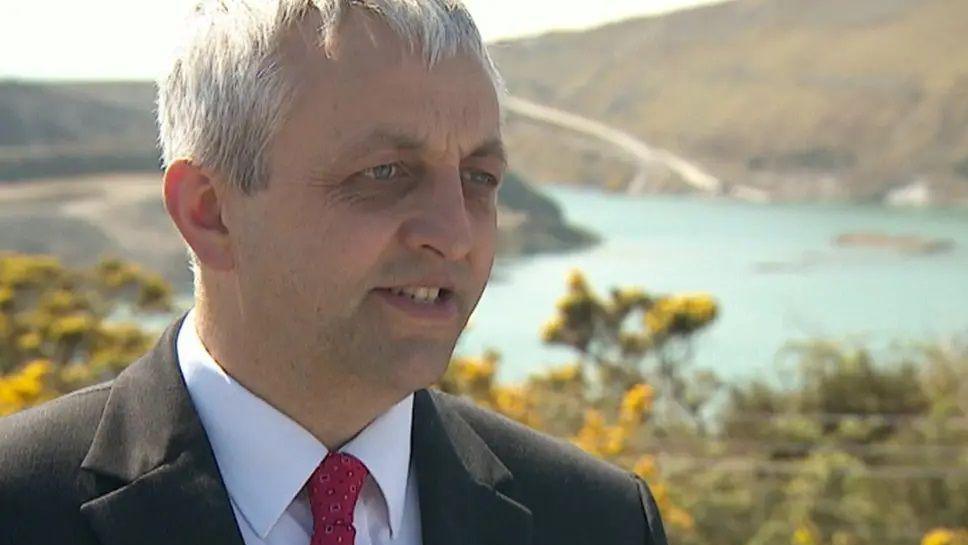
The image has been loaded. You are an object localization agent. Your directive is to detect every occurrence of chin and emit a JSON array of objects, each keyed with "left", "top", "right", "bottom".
[{"left": 384, "top": 345, "right": 455, "bottom": 393}]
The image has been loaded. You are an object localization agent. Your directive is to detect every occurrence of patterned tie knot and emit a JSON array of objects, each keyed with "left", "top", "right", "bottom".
[{"left": 309, "top": 452, "right": 369, "bottom": 545}]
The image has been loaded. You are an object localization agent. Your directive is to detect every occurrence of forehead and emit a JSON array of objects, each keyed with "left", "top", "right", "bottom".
[{"left": 276, "top": 8, "right": 501, "bottom": 160}]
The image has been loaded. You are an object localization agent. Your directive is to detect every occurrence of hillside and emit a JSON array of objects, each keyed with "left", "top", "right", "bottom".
[
  {"left": 0, "top": 81, "right": 158, "bottom": 180},
  {"left": 3, "top": 0, "right": 966, "bottom": 205},
  {"left": 0, "top": 81, "right": 596, "bottom": 261},
  {"left": 490, "top": 0, "right": 968, "bottom": 205}
]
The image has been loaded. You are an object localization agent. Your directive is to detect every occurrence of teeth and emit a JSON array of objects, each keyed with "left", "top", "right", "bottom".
[{"left": 393, "top": 286, "right": 442, "bottom": 303}]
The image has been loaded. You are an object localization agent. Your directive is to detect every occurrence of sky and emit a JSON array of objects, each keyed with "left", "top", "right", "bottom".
[{"left": 0, "top": 0, "right": 728, "bottom": 81}]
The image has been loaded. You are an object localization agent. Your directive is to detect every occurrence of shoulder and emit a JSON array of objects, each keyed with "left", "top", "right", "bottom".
[
  {"left": 0, "top": 382, "right": 112, "bottom": 541},
  {"left": 0, "top": 381, "right": 110, "bottom": 470},
  {"left": 430, "top": 389, "right": 668, "bottom": 545}
]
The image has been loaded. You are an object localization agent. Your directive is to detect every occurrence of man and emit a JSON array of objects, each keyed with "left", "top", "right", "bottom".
[{"left": 0, "top": 1, "right": 667, "bottom": 544}]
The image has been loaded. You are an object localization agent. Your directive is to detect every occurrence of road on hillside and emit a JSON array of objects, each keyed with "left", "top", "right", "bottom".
[{"left": 504, "top": 95, "right": 767, "bottom": 202}]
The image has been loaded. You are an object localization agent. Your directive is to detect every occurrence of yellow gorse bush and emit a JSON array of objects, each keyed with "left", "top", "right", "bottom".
[
  {"left": 645, "top": 293, "right": 718, "bottom": 337},
  {"left": 0, "top": 254, "right": 62, "bottom": 288},
  {"left": 0, "top": 359, "right": 53, "bottom": 416},
  {"left": 572, "top": 408, "right": 608, "bottom": 453},
  {"left": 923, "top": 529, "right": 968, "bottom": 545},
  {"left": 492, "top": 385, "right": 540, "bottom": 428},
  {"left": 633, "top": 454, "right": 657, "bottom": 480},
  {"left": 0, "top": 285, "right": 14, "bottom": 309},
  {"left": 0, "top": 253, "right": 171, "bottom": 415},
  {"left": 547, "top": 363, "right": 581, "bottom": 385},
  {"left": 621, "top": 383, "right": 655, "bottom": 426},
  {"left": 541, "top": 269, "right": 717, "bottom": 360},
  {"left": 792, "top": 524, "right": 821, "bottom": 545}
]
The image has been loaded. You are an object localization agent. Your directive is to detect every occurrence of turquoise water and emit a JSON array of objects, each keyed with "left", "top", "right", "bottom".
[{"left": 458, "top": 187, "right": 968, "bottom": 383}]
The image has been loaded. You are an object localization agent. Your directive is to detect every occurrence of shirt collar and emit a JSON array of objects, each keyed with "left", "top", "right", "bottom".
[{"left": 176, "top": 308, "right": 414, "bottom": 539}]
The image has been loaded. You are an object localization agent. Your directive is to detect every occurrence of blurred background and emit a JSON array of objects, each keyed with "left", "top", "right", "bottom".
[{"left": 1, "top": 1, "right": 966, "bottom": 544}]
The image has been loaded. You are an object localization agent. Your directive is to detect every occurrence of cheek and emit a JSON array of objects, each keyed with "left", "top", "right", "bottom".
[
  {"left": 284, "top": 210, "right": 400, "bottom": 281},
  {"left": 231, "top": 200, "right": 327, "bottom": 294},
  {"left": 471, "top": 213, "right": 497, "bottom": 270}
]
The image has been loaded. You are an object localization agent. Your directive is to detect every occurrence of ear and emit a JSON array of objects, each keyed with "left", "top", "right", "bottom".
[{"left": 163, "top": 159, "right": 235, "bottom": 271}]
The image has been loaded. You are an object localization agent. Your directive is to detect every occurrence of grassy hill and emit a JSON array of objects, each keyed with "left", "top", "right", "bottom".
[
  {"left": 0, "top": 81, "right": 158, "bottom": 179},
  {"left": 490, "top": 0, "right": 968, "bottom": 204}
]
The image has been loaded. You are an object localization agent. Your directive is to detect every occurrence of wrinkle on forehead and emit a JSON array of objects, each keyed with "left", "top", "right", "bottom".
[
  {"left": 323, "top": 72, "right": 500, "bottom": 162},
  {"left": 267, "top": 6, "right": 501, "bottom": 181}
]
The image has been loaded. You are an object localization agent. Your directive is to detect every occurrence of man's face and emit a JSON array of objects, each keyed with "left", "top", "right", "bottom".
[{"left": 223, "top": 11, "right": 504, "bottom": 394}]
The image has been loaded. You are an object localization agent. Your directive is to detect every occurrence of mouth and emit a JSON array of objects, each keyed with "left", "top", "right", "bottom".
[
  {"left": 378, "top": 286, "right": 454, "bottom": 304},
  {"left": 373, "top": 285, "right": 459, "bottom": 322}
]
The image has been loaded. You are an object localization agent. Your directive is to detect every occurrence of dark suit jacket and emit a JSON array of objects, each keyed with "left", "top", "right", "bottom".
[{"left": 0, "top": 316, "right": 667, "bottom": 545}]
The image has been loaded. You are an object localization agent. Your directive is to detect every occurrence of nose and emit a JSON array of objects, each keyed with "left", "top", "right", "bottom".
[{"left": 399, "top": 169, "right": 474, "bottom": 261}]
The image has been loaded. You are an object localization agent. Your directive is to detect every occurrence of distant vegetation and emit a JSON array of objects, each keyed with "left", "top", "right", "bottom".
[
  {"left": 3, "top": 254, "right": 965, "bottom": 545},
  {"left": 490, "top": 0, "right": 968, "bottom": 204}
]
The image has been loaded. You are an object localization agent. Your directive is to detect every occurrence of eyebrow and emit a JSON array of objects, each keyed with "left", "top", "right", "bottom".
[
  {"left": 469, "top": 137, "right": 508, "bottom": 167},
  {"left": 335, "top": 126, "right": 507, "bottom": 166}
]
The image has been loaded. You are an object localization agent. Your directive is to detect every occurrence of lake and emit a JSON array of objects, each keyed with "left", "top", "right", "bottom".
[{"left": 458, "top": 186, "right": 968, "bottom": 383}]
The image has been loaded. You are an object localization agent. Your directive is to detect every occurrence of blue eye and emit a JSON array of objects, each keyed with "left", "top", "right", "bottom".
[
  {"left": 362, "top": 163, "right": 403, "bottom": 181},
  {"left": 462, "top": 169, "right": 500, "bottom": 187}
]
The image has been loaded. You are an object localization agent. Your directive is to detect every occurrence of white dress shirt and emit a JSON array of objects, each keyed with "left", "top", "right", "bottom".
[{"left": 176, "top": 309, "right": 423, "bottom": 545}]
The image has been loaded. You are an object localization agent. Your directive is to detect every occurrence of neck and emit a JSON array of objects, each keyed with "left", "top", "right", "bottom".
[{"left": 191, "top": 288, "right": 402, "bottom": 449}]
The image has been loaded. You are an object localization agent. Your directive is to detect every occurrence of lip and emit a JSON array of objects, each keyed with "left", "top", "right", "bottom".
[{"left": 373, "top": 288, "right": 460, "bottom": 322}]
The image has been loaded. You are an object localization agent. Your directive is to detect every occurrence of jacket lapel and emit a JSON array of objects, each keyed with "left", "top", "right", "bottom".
[
  {"left": 78, "top": 315, "right": 245, "bottom": 545},
  {"left": 412, "top": 390, "right": 533, "bottom": 545},
  {"left": 76, "top": 314, "right": 533, "bottom": 545}
]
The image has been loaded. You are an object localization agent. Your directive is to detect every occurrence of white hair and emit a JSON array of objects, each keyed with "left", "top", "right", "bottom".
[
  {"left": 158, "top": 0, "right": 503, "bottom": 194},
  {"left": 156, "top": 0, "right": 504, "bottom": 281}
]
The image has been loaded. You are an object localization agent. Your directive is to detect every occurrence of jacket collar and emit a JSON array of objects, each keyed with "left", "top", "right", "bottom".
[
  {"left": 79, "top": 313, "right": 246, "bottom": 545},
  {"left": 412, "top": 389, "right": 533, "bottom": 545},
  {"left": 78, "top": 315, "right": 532, "bottom": 545}
]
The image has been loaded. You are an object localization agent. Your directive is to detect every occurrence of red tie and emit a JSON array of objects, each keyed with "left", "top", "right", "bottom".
[{"left": 308, "top": 452, "right": 370, "bottom": 545}]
